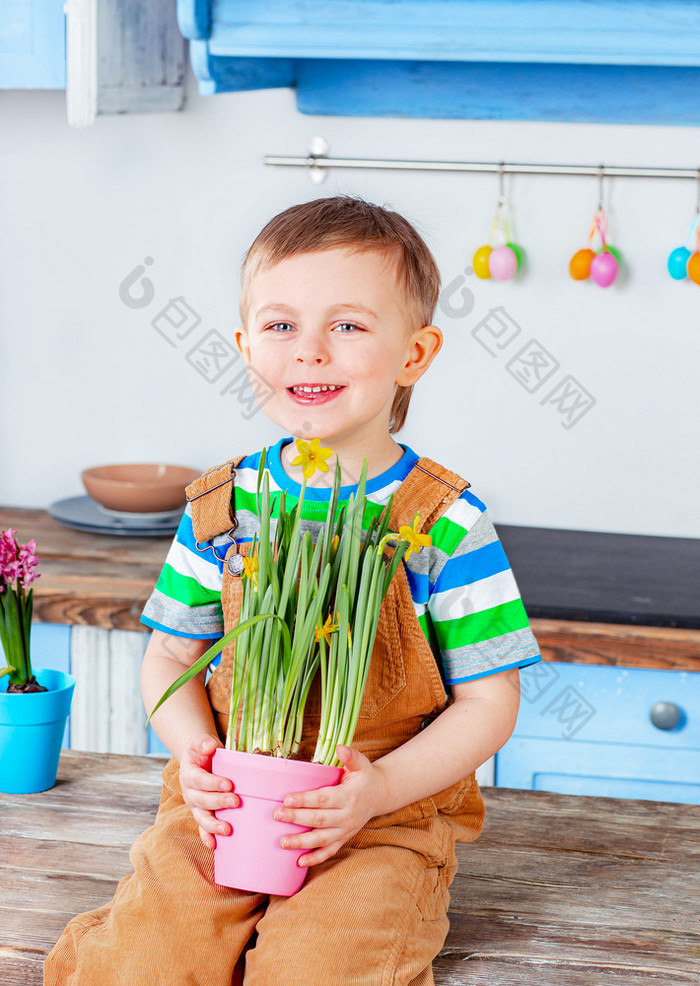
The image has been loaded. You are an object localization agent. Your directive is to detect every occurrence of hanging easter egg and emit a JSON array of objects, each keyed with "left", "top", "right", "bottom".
[
  {"left": 489, "top": 245, "right": 518, "bottom": 281},
  {"left": 688, "top": 252, "right": 700, "bottom": 286},
  {"left": 505, "top": 242, "right": 524, "bottom": 272},
  {"left": 473, "top": 245, "right": 492, "bottom": 280},
  {"left": 590, "top": 249, "right": 619, "bottom": 288},
  {"left": 598, "top": 244, "right": 622, "bottom": 265},
  {"left": 569, "top": 248, "right": 595, "bottom": 281},
  {"left": 667, "top": 246, "right": 691, "bottom": 280}
]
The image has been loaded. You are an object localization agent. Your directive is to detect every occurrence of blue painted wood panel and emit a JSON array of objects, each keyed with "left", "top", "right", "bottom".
[
  {"left": 189, "top": 40, "right": 294, "bottom": 95},
  {"left": 178, "top": 0, "right": 700, "bottom": 122},
  {"left": 0, "top": 0, "right": 66, "bottom": 89},
  {"left": 205, "top": 0, "right": 700, "bottom": 65},
  {"left": 499, "top": 738, "right": 700, "bottom": 804},
  {"left": 496, "top": 662, "right": 700, "bottom": 804},
  {"left": 296, "top": 60, "right": 700, "bottom": 124}
]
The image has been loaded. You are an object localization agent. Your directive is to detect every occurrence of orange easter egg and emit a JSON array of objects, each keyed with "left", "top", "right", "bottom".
[
  {"left": 687, "top": 252, "right": 700, "bottom": 285},
  {"left": 569, "top": 248, "right": 595, "bottom": 281}
]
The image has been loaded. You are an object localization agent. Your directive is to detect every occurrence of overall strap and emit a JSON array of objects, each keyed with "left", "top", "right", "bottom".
[
  {"left": 186, "top": 452, "right": 470, "bottom": 543},
  {"left": 185, "top": 454, "right": 248, "bottom": 543},
  {"left": 389, "top": 457, "right": 471, "bottom": 534}
]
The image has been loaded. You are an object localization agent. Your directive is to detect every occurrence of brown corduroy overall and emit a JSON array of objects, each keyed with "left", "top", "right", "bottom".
[{"left": 45, "top": 454, "right": 485, "bottom": 986}]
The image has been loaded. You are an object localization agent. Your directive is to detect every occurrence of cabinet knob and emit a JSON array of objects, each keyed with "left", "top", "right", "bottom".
[{"left": 650, "top": 701, "right": 682, "bottom": 731}]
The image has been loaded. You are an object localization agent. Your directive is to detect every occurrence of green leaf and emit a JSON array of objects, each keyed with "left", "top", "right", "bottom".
[
  {"left": 1, "top": 588, "right": 27, "bottom": 687},
  {"left": 146, "top": 612, "right": 290, "bottom": 725}
]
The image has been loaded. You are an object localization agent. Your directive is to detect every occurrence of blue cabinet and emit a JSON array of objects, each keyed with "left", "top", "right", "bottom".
[
  {"left": 496, "top": 661, "right": 700, "bottom": 804},
  {"left": 0, "top": 0, "right": 65, "bottom": 89},
  {"left": 178, "top": 0, "right": 700, "bottom": 123}
]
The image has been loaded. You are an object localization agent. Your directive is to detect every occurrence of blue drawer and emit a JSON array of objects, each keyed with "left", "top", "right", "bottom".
[{"left": 496, "top": 662, "right": 700, "bottom": 804}]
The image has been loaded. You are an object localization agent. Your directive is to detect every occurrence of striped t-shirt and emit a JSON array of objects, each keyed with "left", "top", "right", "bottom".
[{"left": 141, "top": 438, "right": 541, "bottom": 686}]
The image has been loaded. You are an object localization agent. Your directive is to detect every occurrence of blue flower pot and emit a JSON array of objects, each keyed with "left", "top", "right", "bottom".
[{"left": 0, "top": 668, "right": 75, "bottom": 794}]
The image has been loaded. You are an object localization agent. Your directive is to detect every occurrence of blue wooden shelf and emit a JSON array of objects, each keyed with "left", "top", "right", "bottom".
[{"left": 178, "top": 0, "right": 700, "bottom": 123}]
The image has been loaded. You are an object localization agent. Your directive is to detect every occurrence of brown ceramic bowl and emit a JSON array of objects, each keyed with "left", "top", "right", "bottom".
[{"left": 81, "top": 464, "right": 201, "bottom": 514}]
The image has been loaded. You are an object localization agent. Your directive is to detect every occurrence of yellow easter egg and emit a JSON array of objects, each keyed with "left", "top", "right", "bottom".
[{"left": 473, "top": 245, "right": 492, "bottom": 279}]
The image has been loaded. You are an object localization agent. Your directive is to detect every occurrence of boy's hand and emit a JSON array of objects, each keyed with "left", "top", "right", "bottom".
[
  {"left": 178, "top": 733, "right": 240, "bottom": 849},
  {"left": 272, "top": 745, "right": 388, "bottom": 867}
]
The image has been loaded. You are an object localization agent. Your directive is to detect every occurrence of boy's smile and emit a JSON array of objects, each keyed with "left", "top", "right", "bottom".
[
  {"left": 235, "top": 246, "right": 442, "bottom": 480},
  {"left": 288, "top": 383, "right": 344, "bottom": 404}
]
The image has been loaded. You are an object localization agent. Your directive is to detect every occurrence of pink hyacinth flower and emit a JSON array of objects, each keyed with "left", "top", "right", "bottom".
[
  {"left": 18, "top": 538, "right": 41, "bottom": 587},
  {"left": 0, "top": 530, "right": 19, "bottom": 586},
  {"left": 1, "top": 529, "right": 40, "bottom": 588}
]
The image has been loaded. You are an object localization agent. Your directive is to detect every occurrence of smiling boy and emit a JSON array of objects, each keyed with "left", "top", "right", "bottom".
[
  {"left": 45, "top": 196, "right": 541, "bottom": 986},
  {"left": 237, "top": 243, "right": 434, "bottom": 483}
]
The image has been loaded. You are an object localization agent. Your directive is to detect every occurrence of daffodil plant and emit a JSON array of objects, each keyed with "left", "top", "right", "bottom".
[{"left": 149, "top": 439, "right": 429, "bottom": 766}]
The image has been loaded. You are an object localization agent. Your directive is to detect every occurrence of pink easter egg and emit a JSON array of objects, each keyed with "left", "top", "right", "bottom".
[
  {"left": 488, "top": 245, "right": 518, "bottom": 281},
  {"left": 590, "top": 251, "right": 619, "bottom": 288}
]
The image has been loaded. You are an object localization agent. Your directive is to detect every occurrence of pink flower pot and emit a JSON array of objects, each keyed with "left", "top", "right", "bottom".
[{"left": 212, "top": 748, "right": 342, "bottom": 896}]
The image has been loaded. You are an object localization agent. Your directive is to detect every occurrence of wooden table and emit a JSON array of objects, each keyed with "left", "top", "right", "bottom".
[{"left": 2, "top": 751, "right": 698, "bottom": 985}]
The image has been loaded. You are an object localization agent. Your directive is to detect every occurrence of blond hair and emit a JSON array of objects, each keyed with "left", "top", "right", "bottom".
[{"left": 239, "top": 195, "right": 441, "bottom": 433}]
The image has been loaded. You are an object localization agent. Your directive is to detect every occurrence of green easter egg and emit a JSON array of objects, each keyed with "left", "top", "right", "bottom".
[
  {"left": 506, "top": 242, "right": 524, "bottom": 272},
  {"left": 598, "top": 245, "right": 622, "bottom": 264}
]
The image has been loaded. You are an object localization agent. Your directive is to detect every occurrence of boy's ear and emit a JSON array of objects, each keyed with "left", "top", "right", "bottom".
[
  {"left": 233, "top": 326, "right": 250, "bottom": 362},
  {"left": 395, "top": 325, "right": 443, "bottom": 387}
]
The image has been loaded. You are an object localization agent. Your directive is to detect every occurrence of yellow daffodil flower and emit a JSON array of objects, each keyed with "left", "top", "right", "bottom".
[
  {"left": 398, "top": 515, "right": 431, "bottom": 561},
  {"left": 291, "top": 438, "right": 333, "bottom": 479},
  {"left": 315, "top": 614, "right": 339, "bottom": 646},
  {"left": 242, "top": 555, "right": 259, "bottom": 589}
]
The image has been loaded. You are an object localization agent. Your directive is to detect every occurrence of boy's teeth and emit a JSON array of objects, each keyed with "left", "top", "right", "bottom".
[{"left": 294, "top": 385, "right": 340, "bottom": 393}]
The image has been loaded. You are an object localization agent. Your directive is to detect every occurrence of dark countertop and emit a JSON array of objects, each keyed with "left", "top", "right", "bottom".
[{"left": 496, "top": 524, "right": 700, "bottom": 630}]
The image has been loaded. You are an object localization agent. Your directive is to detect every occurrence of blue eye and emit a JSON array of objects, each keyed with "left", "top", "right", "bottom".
[
  {"left": 334, "top": 323, "right": 361, "bottom": 333},
  {"left": 269, "top": 322, "right": 295, "bottom": 333}
]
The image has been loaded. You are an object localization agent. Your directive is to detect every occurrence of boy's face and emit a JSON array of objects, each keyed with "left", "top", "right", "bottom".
[{"left": 235, "top": 247, "right": 441, "bottom": 454}]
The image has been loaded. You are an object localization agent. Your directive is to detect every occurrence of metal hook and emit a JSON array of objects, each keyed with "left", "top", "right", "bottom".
[
  {"left": 497, "top": 162, "right": 506, "bottom": 204},
  {"left": 696, "top": 168, "right": 700, "bottom": 214},
  {"left": 307, "top": 135, "right": 329, "bottom": 185},
  {"left": 597, "top": 165, "right": 605, "bottom": 211},
  {"left": 195, "top": 526, "right": 238, "bottom": 557}
]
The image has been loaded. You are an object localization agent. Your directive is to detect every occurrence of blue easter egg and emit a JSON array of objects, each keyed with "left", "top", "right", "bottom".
[{"left": 667, "top": 246, "right": 691, "bottom": 280}]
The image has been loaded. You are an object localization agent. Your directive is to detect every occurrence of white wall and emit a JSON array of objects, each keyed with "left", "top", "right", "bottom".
[{"left": 1, "top": 67, "right": 698, "bottom": 537}]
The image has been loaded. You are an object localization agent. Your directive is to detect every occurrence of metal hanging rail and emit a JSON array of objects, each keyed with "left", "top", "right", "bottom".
[{"left": 264, "top": 139, "right": 700, "bottom": 184}]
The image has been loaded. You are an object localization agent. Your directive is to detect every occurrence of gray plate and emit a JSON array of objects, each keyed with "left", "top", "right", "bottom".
[{"left": 48, "top": 496, "right": 182, "bottom": 537}]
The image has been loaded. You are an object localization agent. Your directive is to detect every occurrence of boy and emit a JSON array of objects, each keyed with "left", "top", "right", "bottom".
[{"left": 45, "top": 195, "right": 541, "bottom": 985}]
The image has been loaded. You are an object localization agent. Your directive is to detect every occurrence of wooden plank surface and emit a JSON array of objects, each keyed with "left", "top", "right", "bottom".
[
  {"left": 531, "top": 618, "right": 700, "bottom": 673},
  {"left": 0, "top": 507, "right": 171, "bottom": 632},
  {"left": 1, "top": 751, "right": 698, "bottom": 984},
  {"left": 2, "top": 507, "right": 700, "bottom": 671}
]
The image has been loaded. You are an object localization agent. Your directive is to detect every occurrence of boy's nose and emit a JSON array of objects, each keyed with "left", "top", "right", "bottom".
[
  {"left": 296, "top": 353, "right": 325, "bottom": 364},
  {"left": 293, "top": 335, "right": 329, "bottom": 364}
]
